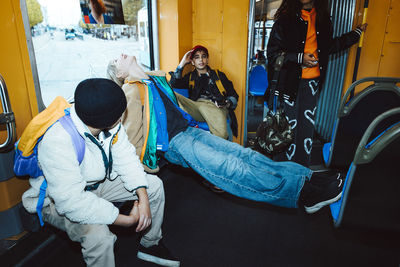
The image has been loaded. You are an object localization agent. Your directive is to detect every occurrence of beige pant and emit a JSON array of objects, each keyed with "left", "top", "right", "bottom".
[
  {"left": 175, "top": 93, "right": 229, "bottom": 139},
  {"left": 43, "top": 174, "right": 165, "bottom": 267}
]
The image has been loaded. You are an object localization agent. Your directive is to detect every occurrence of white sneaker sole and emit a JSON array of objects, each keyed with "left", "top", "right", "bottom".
[
  {"left": 137, "top": 251, "right": 180, "bottom": 267},
  {"left": 304, "top": 191, "right": 343, "bottom": 214}
]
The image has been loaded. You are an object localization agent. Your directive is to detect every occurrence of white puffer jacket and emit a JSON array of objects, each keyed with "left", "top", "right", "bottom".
[{"left": 22, "top": 106, "right": 148, "bottom": 225}]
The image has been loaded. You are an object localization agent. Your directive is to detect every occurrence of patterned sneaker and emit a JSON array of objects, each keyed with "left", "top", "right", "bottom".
[
  {"left": 303, "top": 177, "right": 344, "bottom": 214},
  {"left": 137, "top": 240, "right": 180, "bottom": 267}
]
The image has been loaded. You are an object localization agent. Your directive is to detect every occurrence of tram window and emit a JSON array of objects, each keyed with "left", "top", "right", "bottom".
[
  {"left": 245, "top": 0, "right": 282, "bottom": 144},
  {"left": 139, "top": 22, "right": 146, "bottom": 37},
  {"left": 253, "top": 20, "right": 273, "bottom": 56},
  {"left": 24, "top": 0, "right": 154, "bottom": 107},
  {"left": 252, "top": 0, "right": 280, "bottom": 56}
]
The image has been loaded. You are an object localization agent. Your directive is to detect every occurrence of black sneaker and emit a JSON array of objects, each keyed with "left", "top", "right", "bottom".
[
  {"left": 137, "top": 239, "right": 180, "bottom": 267},
  {"left": 303, "top": 176, "right": 344, "bottom": 214},
  {"left": 309, "top": 170, "right": 342, "bottom": 185}
]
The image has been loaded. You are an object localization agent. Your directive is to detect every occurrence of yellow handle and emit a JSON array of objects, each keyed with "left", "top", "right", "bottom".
[{"left": 358, "top": 7, "right": 368, "bottom": 48}]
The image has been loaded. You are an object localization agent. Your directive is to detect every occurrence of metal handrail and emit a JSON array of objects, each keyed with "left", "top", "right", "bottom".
[
  {"left": 353, "top": 107, "right": 400, "bottom": 165},
  {"left": 0, "top": 74, "right": 16, "bottom": 151},
  {"left": 339, "top": 77, "right": 400, "bottom": 117}
]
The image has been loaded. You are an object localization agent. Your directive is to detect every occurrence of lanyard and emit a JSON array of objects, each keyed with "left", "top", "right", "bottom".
[{"left": 84, "top": 124, "right": 120, "bottom": 179}]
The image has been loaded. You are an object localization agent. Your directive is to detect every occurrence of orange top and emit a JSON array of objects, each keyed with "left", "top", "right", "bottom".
[{"left": 301, "top": 8, "right": 320, "bottom": 79}]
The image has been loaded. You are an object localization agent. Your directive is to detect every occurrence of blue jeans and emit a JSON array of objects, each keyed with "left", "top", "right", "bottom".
[{"left": 164, "top": 127, "right": 313, "bottom": 208}]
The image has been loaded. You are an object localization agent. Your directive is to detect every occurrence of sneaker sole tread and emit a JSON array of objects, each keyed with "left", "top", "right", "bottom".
[
  {"left": 304, "top": 191, "right": 342, "bottom": 214},
  {"left": 137, "top": 251, "right": 180, "bottom": 267}
]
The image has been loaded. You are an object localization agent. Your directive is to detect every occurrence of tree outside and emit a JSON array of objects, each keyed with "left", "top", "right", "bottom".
[
  {"left": 122, "top": 0, "right": 145, "bottom": 26},
  {"left": 26, "top": 0, "right": 43, "bottom": 28}
]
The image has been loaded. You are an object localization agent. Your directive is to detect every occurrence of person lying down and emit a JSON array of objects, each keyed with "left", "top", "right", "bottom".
[{"left": 107, "top": 54, "right": 343, "bottom": 214}]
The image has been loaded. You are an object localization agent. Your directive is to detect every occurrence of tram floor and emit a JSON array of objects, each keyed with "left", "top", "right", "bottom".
[{"left": 3, "top": 161, "right": 400, "bottom": 267}]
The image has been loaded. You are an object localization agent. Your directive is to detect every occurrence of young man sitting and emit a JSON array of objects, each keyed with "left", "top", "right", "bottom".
[
  {"left": 169, "top": 45, "right": 239, "bottom": 140},
  {"left": 21, "top": 79, "right": 180, "bottom": 267}
]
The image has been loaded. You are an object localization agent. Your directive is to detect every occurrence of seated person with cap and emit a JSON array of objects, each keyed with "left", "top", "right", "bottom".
[
  {"left": 21, "top": 79, "right": 180, "bottom": 267},
  {"left": 169, "top": 45, "right": 239, "bottom": 140}
]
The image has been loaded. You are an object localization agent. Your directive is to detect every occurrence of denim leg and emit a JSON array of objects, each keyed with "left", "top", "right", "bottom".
[{"left": 165, "top": 127, "right": 312, "bottom": 208}]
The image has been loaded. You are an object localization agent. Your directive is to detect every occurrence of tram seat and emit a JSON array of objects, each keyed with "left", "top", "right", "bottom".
[
  {"left": 248, "top": 64, "right": 268, "bottom": 114},
  {"left": 330, "top": 107, "right": 400, "bottom": 231},
  {"left": 323, "top": 77, "right": 400, "bottom": 170}
]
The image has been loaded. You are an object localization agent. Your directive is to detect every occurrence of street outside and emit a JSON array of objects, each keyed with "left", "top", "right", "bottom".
[{"left": 33, "top": 30, "right": 142, "bottom": 106}]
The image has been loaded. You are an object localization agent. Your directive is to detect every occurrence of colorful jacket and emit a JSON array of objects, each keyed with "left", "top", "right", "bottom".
[{"left": 121, "top": 71, "right": 183, "bottom": 172}]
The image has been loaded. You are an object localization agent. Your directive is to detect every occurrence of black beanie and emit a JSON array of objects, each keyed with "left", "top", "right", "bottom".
[{"left": 74, "top": 78, "right": 127, "bottom": 129}]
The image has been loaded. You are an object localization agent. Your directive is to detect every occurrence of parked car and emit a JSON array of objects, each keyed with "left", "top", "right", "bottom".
[{"left": 65, "top": 29, "right": 76, "bottom": 40}]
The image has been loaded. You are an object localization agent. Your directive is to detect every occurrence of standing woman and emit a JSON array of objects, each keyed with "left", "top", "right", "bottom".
[{"left": 266, "top": 0, "right": 367, "bottom": 166}]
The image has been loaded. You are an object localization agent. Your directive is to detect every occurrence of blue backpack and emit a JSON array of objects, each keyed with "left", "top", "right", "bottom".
[{"left": 14, "top": 97, "right": 85, "bottom": 226}]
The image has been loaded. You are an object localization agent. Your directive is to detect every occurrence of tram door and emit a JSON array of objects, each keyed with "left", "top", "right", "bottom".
[{"left": 0, "top": 0, "right": 38, "bottom": 239}]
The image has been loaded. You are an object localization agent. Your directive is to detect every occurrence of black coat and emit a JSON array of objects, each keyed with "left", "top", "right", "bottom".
[
  {"left": 169, "top": 67, "right": 239, "bottom": 104},
  {"left": 169, "top": 67, "right": 239, "bottom": 136},
  {"left": 266, "top": 13, "right": 361, "bottom": 101}
]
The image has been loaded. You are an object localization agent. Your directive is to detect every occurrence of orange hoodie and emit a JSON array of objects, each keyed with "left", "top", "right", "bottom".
[{"left": 301, "top": 8, "right": 320, "bottom": 79}]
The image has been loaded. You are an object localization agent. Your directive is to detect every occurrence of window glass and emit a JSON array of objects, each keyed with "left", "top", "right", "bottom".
[{"left": 27, "top": 0, "right": 152, "bottom": 106}]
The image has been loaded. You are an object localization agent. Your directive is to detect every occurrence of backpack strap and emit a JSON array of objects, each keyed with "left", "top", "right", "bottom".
[
  {"left": 214, "top": 70, "right": 227, "bottom": 96},
  {"left": 36, "top": 114, "right": 85, "bottom": 226},
  {"left": 271, "top": 52, "right": 285, "bottom": 103},
  {"left": 59, "top": 115, "right": 85, "bottom": 164},
  {"left": 189, "top": 70, "right": 227, "bottom": 96},
  {"left": 189, "top": 72, "right": 194, "bottom": 90},
  {"left": 36, "top": 179, "right": 48, "bottom": 226}
]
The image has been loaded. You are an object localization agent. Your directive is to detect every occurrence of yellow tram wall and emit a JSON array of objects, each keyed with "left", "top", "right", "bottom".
[
  {"left": 0, "top": 0, "right": 38, "bottom": 221},
  {"left": 158, "top": 0, "right": 249, "bottom": 144},
  {"left": 343, "top": 0, "right": 400, "bottom": 96}
]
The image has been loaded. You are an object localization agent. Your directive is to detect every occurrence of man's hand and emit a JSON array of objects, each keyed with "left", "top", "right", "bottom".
[
  {"left": 302, "top": 53, "right": 318, "bottom": 68},
  {"left": 215, "top": 99, "right": 232, "bottom": 109},
  {"left": 135, "top": 188, "right": 152, "bottom": 232},
  {"left": 214, "top": 101, "right": 224, "bottom": 108},
  {"left": 357, "top": 23, "right": 368, "bottom": 32},
  {"left": 113, "top": 201, "right": 140, "bottom": 227},
  {"left": 178, "top": 50, "right": 193, "bottom": 69},
  {"left": 130, "top": 200, "right": 140, "bottom": 222}
]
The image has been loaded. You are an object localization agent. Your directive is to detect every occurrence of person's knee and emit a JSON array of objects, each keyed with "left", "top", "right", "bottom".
[
  {"left": 197, "top": 101, "right": 219, "bottom": 114},
  {"left": 80, "top": 225, "right": 116, "bottom": 252},
  {"left": 146, "top": 175, "right": 165, "bottom": 201},
  {"left": 211, "top": 129, "right": 228, "bottom": 139},
  {"left": 209, "top": 121, "right": 229, "bottom": 139}
]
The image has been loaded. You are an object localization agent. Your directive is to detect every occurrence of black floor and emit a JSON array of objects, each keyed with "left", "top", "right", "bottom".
[{"left": 2, "top": 161, "right": 400, "bottom": 267}]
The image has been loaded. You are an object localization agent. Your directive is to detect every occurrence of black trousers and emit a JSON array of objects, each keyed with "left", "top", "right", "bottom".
[{"left": 275, "top": 78, "right": 320, "bottom": 167}]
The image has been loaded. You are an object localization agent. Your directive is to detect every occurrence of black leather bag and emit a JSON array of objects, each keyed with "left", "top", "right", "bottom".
[{"left": 255, "top": 52, "right": 293, "bottom": 155}]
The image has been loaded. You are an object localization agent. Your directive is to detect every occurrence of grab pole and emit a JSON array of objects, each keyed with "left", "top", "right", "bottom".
[{"left": 350, "top": 0, "right": 369, "bottom": 98}]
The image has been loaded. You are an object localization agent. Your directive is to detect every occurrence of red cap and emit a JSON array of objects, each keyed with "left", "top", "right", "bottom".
[{"left": 190, "top": 45, "right": 209, "bottom": 59}]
